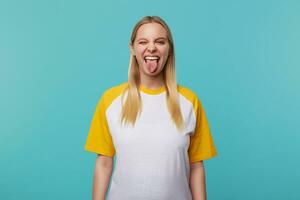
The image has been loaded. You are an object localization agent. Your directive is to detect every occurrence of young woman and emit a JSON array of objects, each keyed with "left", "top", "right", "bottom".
[{"left": 85, "top": 16, "right": 217, "bottom": 200}]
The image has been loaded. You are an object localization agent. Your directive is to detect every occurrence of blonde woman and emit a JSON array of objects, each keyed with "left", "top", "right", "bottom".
[{"left": 85, "top": 16, "right": 217, "bottom": 200}]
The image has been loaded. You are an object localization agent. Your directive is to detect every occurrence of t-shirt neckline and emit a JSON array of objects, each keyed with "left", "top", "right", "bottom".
[{"left": 139, "top": 84, "right": 166, "bottom": 95}]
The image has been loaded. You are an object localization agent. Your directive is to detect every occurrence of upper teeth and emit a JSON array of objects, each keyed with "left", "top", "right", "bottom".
[{"left": 145, "top": 56, "right": 159, "bottom": 60}]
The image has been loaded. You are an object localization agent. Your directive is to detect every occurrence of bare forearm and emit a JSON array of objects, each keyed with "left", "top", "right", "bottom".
[
  {"left": 189, "top": 161, "right": 206, "bottom": 200},
  {"left": 92, "top": 155, "right": 114, "bottom": 200}
]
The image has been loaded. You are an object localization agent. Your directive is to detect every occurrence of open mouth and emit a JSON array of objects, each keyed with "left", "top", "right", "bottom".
[
  {"left": 144, "top": 56, "right": 160, "bottom": 63},
  {"left": 143, "top": 56, "right": 160, "bottom": 73}
]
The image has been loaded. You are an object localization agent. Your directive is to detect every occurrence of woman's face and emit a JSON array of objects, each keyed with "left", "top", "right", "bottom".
[{"left": 130, "top": 22, "right": 170, "bottom": 78}]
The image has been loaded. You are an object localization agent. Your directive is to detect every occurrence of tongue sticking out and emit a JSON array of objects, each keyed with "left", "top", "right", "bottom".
[{"left": 146, "top": 59, "right": 158, "bottom": 73}]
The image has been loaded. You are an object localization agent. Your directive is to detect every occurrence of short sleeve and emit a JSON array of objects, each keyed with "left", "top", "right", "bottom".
[
  {"left": 84, "top": 94, "right": 116, "bottom": 157},
  {"left": 188, "top": 98, "right": 217, "bottom": 162}
]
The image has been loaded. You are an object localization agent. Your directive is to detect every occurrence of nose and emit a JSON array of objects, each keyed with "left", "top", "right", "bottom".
[{"left": 147, "top": 42, "right": 156, "bottom": 52}]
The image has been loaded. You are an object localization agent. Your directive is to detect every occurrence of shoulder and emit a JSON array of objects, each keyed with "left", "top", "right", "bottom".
[
  {"left": 102, "top": 82, "right": 128, "bottom": 99},
  {"left": 177, "top": 84, "right": 200, "bottom": 104},
  {"left": 98, "top": 82, "right": 128, "bottom": 108},
  {"left": 177, "top": 84, "right": 206, "bottom": 115}
]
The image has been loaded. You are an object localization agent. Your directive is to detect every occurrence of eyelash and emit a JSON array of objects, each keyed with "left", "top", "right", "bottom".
[{"left": 139, "top": 41, "right": 165, "bottom": 45}]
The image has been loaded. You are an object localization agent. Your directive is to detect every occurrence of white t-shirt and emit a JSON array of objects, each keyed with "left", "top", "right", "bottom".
[{"left": 85, "top": 82, "right": 217, "bottom": 200}]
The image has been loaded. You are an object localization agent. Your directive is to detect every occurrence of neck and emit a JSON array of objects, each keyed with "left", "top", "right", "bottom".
[{"left": 139, "top": 73, "right": 164, "bottom": 89}]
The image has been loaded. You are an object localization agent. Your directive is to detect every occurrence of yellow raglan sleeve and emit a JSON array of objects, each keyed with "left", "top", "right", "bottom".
[
  {"left": 188, "top": 97, "right": 217, "bottom": 162},
  {"left": 84, "top": 93, "right": 116, "bottom": 157}
]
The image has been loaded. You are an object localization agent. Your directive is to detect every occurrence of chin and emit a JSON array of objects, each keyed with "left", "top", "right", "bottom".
[{"left": 145, "top": 72, "right": 161, "bottom": 77}]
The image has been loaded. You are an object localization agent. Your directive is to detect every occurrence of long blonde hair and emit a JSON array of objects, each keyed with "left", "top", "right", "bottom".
[{"left": 121, "top": 16, "right": 185, "bottom": 131}]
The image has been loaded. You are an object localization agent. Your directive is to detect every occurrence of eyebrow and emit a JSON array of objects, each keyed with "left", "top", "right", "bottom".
[{"left": 137, "top": 37, "right": 167, "bottom": 41}]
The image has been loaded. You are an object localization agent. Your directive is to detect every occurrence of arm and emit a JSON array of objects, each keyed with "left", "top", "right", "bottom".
[
  {"left": 92, "top": 154, "right": 114, "bottom": 200},
  {"left": 189, "top": 161, "right": 207, "bottom": 200}
]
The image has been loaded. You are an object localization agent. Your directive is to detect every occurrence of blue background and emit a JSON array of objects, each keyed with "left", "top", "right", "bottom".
[{"left": 1, "top": 0, "right": 299, "bottom": 199}]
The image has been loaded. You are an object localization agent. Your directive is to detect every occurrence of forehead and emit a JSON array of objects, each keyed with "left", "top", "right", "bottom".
[{"left": 135, "top": 22, "right": 168, "bottom": 39}]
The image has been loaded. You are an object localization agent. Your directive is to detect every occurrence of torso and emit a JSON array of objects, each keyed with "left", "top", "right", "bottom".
[{"left": 105, "top": 82, "right": 197, "bottom": 200}]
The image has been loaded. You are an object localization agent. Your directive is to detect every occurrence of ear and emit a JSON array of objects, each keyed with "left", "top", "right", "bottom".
[{"left": 129, "top": 43, "right": 136, "bottom": 56}]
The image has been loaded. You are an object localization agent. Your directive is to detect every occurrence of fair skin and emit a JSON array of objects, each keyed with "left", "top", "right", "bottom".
[
  {"left": 92, "top": 154, "right": 113, "bottom": 200},
  {"left": 92, "top": 22, "right": 207, "bottom": 200},
  {"left": 130, "top": 22, "right": 170, "bottom": 90},
  {"left": 190, "top": 161, "right": 207, "bottom": 200}
]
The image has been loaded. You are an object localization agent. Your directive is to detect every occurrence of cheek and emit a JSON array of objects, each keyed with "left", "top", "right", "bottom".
[
  {"left": 159, "top": 46, "right": 170, "bottom": 55},
  {"left": 135, "top": 54, "right": 145, "bottom": 65},
  {"left": 134, "top": 45, "right": 146, "bottom": 53},
  {"left": 135, "top": 48, "right": 146, "bottom": 61}
]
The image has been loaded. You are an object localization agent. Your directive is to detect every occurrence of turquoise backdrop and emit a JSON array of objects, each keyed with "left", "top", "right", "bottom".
[{"left": 1, "top": 0, "right": 299, "bottom": 199}]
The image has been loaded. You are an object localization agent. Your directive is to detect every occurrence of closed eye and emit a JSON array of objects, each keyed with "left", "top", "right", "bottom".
[{"left": 157, "top": 41, "right": 165, "bottom": 44}]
